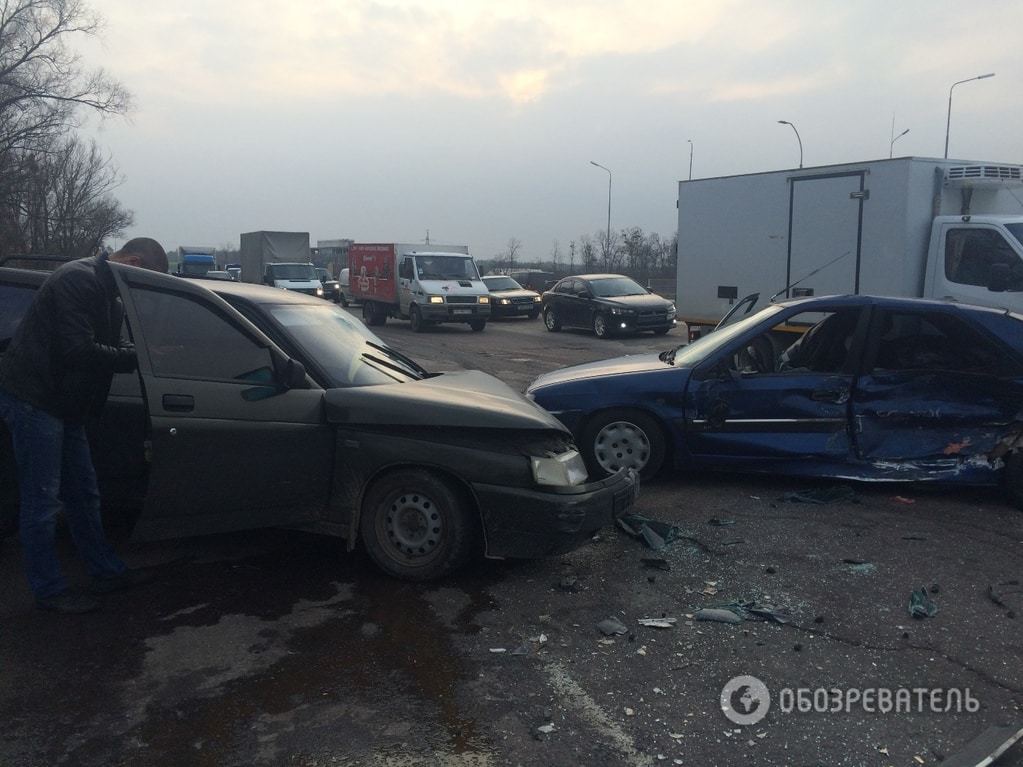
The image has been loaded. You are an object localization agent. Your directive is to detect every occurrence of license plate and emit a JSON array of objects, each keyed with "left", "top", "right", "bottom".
[
  {"left": 452, "top": 308, "right": 471, "bottom": 315},
  {"left": 517, "top": 306, "right": 531, "bottom": 312}
]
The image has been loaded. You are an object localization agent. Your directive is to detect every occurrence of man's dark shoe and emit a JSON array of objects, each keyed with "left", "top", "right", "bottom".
[
  {"left": 90, "top": 568, "right": 156, "bottom": 595},
  {"left": 36, "top": 591, "right": 101, "bottom": 614}
]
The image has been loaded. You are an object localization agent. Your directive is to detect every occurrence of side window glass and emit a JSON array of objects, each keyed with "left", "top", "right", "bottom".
[
  {"left": 131, "top": 288, "right": 273, "bottom": 382},
  {"left": 731, "top": 309, "right": 861, "bottom": 375},
  {"left": 873, "top": 311, "right": 1005, "bottom": 374},
  {"left": 400, "top": 258, "right": 413, "bottom": 280},
  {"left": 945, "top": 229, "right": 1023, "bottom": 289},
  {"left": 0, "top": 283, "right": 37, "bottom": 348}
]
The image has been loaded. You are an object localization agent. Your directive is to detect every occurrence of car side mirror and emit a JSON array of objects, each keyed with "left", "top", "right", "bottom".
[{"left": 988, "top": 263, "right": 1010, "bottom": 292}]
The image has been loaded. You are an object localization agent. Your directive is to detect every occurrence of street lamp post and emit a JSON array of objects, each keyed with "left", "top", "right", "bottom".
[
  {"left": 687, "top": 139, "right": 693, "bottom": 181},
  {"left": 944, "top": 73, "right": 995, "bottom": 159},
  {"left": 777, "top": 120, "right": 803, "bottom": 168},
  {"left": 890, "top": 128, "right": 909, "bottom": 159},
  {"left": 589, "top": 160, "right": 612, "bottom": 264}
]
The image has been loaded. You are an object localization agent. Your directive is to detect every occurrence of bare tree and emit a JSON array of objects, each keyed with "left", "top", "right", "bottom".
[
  {"left": 549, "top": 238, "right": 560, "bottom": 269},
  {"left": 505, "top": 237, "right": 522, "bottom": 270},
  {"left": 4, "top": 136, "right": 132, "bottom": 258},
  {"left": 568, "top": 239, "right": 576, "bottom": 271},
  {"left": 0, "top": 0, "right": 131, "bottom": 258}
]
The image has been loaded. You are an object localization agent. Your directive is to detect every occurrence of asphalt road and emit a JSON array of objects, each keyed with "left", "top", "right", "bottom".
[{"left": 1, "top": 312, "right": 1021, "bottom": 767}]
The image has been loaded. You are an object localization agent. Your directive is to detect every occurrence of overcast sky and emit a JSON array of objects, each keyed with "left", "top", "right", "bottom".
[{"left": 79, "top": 0, "right": 1021, "bottom": 260}]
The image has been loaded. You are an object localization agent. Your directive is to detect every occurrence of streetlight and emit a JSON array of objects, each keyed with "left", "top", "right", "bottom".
[
  {"left": 777, "top": 120, "right": 803, "bottom": 168},
  {"left": 589, "top": 160, "right": 612, "bottom": 262},
  {"left": 890, "top": 128, "right": 909, "bottom": 159},
  {"left": 687, "top": 139, "right": 693, "bottom": 181},
  {"left": 944, "top": 73, "right": 995, "bottom": 159}
]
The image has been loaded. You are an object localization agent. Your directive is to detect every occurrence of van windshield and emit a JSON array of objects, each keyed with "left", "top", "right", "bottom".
[
  {"left": 1007, "top": 223, "right": 1023, "bottom": 249},
  {"left": 415, "top": 255, "right": 480, "bottom": 281},
  {"left": 270, "top": 263, "right": 317, "bottom": 280}
]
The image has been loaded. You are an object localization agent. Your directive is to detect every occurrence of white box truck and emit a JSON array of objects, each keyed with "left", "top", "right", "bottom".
[
  {"left": 676, "top": 158, "right": 1023, "bottom": 336},
  {"left": 349, "top": 242, "right": 491, "bottom": 332},
  {"left": 239, "top": 230, "right": 323, "bottom": 297}
]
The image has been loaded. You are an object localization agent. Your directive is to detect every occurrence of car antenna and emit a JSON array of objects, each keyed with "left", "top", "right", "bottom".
[{"left": 769, "top": 251, "right": 851, "bottom": 303}]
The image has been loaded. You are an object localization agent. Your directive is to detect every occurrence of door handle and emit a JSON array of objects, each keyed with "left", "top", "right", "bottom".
[
  {"left": 812, "top": 389, "right": 848, "bottom": 404},
  {"left": 162, "top": 394, "right": 194, "bottom": 412}
]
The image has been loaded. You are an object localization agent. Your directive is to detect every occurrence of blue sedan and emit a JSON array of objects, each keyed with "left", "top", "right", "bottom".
[{"left": 527, "top": 295, "right": 1023, "bottom": 505}]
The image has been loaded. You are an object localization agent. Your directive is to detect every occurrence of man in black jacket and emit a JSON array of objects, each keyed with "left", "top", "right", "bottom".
[{"left": 0, "top": 238, "right": 168, "bottom": 613}]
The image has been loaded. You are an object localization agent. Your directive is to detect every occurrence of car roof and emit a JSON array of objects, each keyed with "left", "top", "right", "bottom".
[
  {"left": 571, "top": 273, "right": 634, "bottom": 281},
  {"left": 771, "top": 293, "right": 1015, "bottom": 316}
]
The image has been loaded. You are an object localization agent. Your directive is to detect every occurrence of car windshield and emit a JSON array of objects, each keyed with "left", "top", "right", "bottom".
[
  {"left": 1007, "top": 223, "right": 1023, "bottom": 250},
  {"left": 484, "top": 276, "right": 522, "bottom": 291},
  {"left": 415, "top": 255, "right": 480, "bottom": 281},
  {"left": 271, "top": 263, "right": 317, "bottom": 280},
  {"left": 664, "top": 305, "right": 785, "bottom": 367},
  {"left": 589, "top": 277, "right": 647, "bottom": 297},
  {"left": 266, "top": 303, "right": 427, "bottom": 386}
]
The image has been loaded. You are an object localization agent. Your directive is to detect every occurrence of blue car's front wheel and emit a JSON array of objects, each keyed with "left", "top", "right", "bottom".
[{"left": 581, "top": 409, "right": 666, "bottom": 480}]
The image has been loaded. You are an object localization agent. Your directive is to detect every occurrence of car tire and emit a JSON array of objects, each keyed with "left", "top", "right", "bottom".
[
  {"left": 363, "top": 301, "right": 386, "bottom": 327},
  {"left": 410, "top": 305, "right": 426, "bottom": 333},
  {"left": 469, "top": 319, "right": 487, "bottom": 332},
  {"left": 593, "top": 313, "right": 611, "bottom": 339},
  {"left": 359, "top": 469, "right": 478, "bottom": 581},
  {"left": 543, "top": 308, "right": 562, "bottom": 332},
  {"left": 580, "top": 409, "right": 667, "bottom": 480},
  {"left": 1005, "top": 451, "right": 1023, "bottom": 511}
]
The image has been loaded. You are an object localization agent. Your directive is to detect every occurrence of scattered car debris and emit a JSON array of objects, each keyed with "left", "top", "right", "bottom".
[
  {"left": 707, "top": 518, "right": 736, "bottom": 526},
  {"left": 641, "top": 557, "right": 671, "bottom": 571},
  {"left": 557, "top": 575, "right": 580, "bottom": 592},
  {"left": 694, "top": 608, "right": 743, "bottom": 624},
  {"left": 638, "top": 617, "right": 677, "bottom": 628},
  {"left": 847, "top": 562, "right": 876, "bottom": 575},
  {"left": 902, "top": 535, "right": 928, "bottom": 541},
  {"left": 618, "top": 514, "right": 681, "bottom": 551},
  {"left": 892, "top": 495, "right": 916, "bottom": 504},
  {"left": 940, "top": 724, "right": 1023, "bottom": 767},
  {"left": 782, "top": 485, "right": 858, "bottom": 504},
  {"left": 489, "top": 648, "right": 508, "bottom": 653},
  {"left": 597, "top": 617, "right": 629, "bottom": 636},
  {"left": 988, "top": 580, "right": 1022, "bottom": 610},
  {"left": 536, "top": 723, "right": 556, "bottom": 735},
  {"left": 701, "top": 600, "right": 794, "bottom": 625},
  {"left": 909, "top": 587, "right": 938, "bottom": 619}
]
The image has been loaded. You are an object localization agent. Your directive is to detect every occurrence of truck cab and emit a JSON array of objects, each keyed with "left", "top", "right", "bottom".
[
  {"left": 263, "top": 262, "right": 324, "bottom": 298},
  {"left": 397, "top": 251, "right": 491, "bottom": 332}
]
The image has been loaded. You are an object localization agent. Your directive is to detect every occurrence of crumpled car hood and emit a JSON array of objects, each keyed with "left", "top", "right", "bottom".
[
  {"left": 529, "top": 352, "right": 672, "bottom": 390},
  {"left": 325, "top": 370, "right": 568, "bottom": 431}
]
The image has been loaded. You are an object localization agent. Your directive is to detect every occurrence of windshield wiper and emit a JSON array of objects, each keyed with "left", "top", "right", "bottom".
[{"left": 366, "top": 341, "right": 431, "bottom": 378}]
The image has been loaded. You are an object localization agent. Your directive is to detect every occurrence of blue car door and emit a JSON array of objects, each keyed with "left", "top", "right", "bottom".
[
  {"left": 850, "top": 305, "right": 1023, "bottom": 472},
  {"left": 685, "top": 305, "right": 867, "bottom": 469}
]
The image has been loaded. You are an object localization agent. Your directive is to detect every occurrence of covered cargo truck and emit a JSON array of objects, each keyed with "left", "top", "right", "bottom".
[
  {"left": 676, "top": 157, "right": 1023, "bottom": 336},
  {"left": 239, "top": 230, "right": 322, "bottom": 297},
  {"left": 176, "top": 246, "right": 217, "bottom": 277},
  {"left": 350, "top": 242, "right": 491, "bottom": 332}
]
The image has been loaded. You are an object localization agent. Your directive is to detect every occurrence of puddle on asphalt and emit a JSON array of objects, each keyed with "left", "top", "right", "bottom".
[{"left": 57, "top": 538, "right": 502, "bottom": 765}]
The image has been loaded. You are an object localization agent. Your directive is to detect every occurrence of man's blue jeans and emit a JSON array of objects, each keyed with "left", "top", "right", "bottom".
[{"left": 0, "top": 389, "right": 125, "bottom": 598}]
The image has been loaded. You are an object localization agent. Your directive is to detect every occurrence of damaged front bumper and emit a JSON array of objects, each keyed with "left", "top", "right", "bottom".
[{"left": 474, "top": 468, "right": 639, "bottom": 559}]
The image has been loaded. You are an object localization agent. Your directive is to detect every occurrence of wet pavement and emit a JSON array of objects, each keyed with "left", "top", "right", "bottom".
[{"left": 1, "top": 316, "right": 1022, "bottom": 766}]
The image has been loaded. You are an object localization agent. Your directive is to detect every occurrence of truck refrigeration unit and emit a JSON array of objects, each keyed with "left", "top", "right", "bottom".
[{"left": 676, "top": 157, "right": 1023, "bottom": 337}]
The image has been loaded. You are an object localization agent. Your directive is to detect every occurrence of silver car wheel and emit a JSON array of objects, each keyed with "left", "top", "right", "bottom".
[{"left": 592, "top": 420, "right": 651, "bottom": 473}]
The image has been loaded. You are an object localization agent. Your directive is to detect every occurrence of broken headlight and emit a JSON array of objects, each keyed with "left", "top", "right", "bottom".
[{"left": 531, "top": 450, "right": 588, "bottom": 486}]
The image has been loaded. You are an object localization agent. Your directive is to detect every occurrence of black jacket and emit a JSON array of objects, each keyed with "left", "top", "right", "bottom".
[{"left": 0, "top": 256, "right": 137, "bottom": 423}]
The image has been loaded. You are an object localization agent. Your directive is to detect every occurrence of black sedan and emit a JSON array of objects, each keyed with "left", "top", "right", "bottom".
[
  {"left": 541, "top": 274, "right": 677, "bottom": 338},
  {"left": 316, "top": 268, "right": 342, "bottom": 303},
  {"left": 0, "top": 266, "right": 638, "bottom": 580},
  {"left": 483, "top": 275, "right": 542, "bottom": 318},
  {"left": 528, "top": 294, "right": 1023, "bottom": 509}
]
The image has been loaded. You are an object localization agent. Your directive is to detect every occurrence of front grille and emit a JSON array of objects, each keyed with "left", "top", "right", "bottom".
[
  {"left": 636, "top": 310, "right": 672, "bottom": 326},
  {"left": 446, "top": 295, "right": 477, "bottom": 304}
]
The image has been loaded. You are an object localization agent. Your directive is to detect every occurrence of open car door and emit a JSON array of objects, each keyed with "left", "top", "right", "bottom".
[{"left": 112, "top": 265, "right": 333, "bottom": 540}]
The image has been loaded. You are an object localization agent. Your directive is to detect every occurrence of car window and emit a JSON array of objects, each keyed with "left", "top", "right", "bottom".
[
  {"left": 944, "top": 228, "right": 1023, "bottom": 290},
  {"left": 552, "top": 278, "right": 574, "bottom": 294},
  {"left": 0, "top": 283, "right": 37, "bottom": 347},
  {"left": 131, "top": 288, "right": 274, "bottom": 382},
  {"left": 871, "top": 310, "right": 1008, "bottom": 374},
  {"left": 723, "top": 308, "right": 861, "bottom": 376}
]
